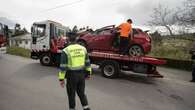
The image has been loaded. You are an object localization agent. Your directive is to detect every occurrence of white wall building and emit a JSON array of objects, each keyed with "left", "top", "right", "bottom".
[{"left": 9, "top": 33, "right": 31, "bottom": 49}]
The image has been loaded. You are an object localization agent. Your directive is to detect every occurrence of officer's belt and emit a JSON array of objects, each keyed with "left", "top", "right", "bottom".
[
  {"left": 67, "top": 66, "right": 86, "bottom": 73},
  {"left": 67, "top": 69, "right": 84, "bottom": 73},
  {"left": 68, "top": 66, "right": 85, "bottom": 71}
]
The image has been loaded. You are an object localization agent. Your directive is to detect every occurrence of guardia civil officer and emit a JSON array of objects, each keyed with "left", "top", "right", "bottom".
[
  {"left": 190, "top": 52, "right": 195, "bottom": 82},
  {"left": 58, "top": 35, "right": 92, "bottom": 110}
]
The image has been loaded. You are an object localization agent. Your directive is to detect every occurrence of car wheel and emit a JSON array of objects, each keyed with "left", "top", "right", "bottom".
[
  {"left": 128, "top": 45, "right": 144, "bottom": 56},
  {"left": 78, "top": 40, "right": 87, "bottom": 47},
  {"left": 101, "top": 60, "right": 120, "bottom": 79},
  {"left": 40, "top": 53, "right": 52, "bottom": 66}
]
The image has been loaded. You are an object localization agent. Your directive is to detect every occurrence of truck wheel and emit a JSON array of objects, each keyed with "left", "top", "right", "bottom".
[
  {"left": 40, "top": 53, "right": 52, "bottom": 66},
  {"left": 101, "top": 61, "right": 120, "bottom": 78},
  {"left": 128, "top": 45, "right": 144, "bottom": 56}
]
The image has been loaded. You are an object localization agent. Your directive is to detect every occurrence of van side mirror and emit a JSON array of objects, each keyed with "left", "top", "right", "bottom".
[
  {"left": 31, "top": 27, "right": 34, "bottom": 34},
  {"left": 4, "top": 25, "right": 9, "bottom": 37}
]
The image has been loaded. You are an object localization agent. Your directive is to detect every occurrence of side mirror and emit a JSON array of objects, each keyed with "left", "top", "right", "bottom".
[
  {"left": 4, "top": 25, "right": 9, "bottom": 37},
  {"left": 4, "top": 25, "right": 8, "bottom": 32},
  {"left": 31, "top": 27, "right": 34, "bottom": 34}
]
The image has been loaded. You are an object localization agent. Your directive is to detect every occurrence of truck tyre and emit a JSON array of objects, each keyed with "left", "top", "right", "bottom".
[
  {"left": 40, "top": 53, "right": 52, "bottom": 66},
  {"left": 100, "top": 60, "right": 120, "bottom": 78}
]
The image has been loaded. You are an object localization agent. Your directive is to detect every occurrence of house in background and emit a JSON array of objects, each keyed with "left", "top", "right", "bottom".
[{"left": 9, "top": 33, "right": 31, "bottom": 49}]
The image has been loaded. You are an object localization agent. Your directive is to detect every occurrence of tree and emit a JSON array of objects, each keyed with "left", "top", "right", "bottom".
[
  {"left": 176, "top": 0, "right": 195, "bottom": 27},
  {"left": 15, "top": 23, "right": 21, "bottom": 32},
  {"left": 22, "top": 27, "right": 28, "bottom": 34},
  {"left": 148, "top": 4, "right": 176, "bottom": 36},
  {"left": 13, "top": 24, "right": 28, "bottom": 37},
  {"left": 150, "top": 31, "right": 163, "bottom": 44},
  {"left": 72, "top": 25, "right": 78, "bottom": 33}
]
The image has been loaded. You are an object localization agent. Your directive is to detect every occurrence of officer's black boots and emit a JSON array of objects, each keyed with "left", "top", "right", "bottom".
[{"left": 190, "top": 79, "right": 195, "bottom": 82}]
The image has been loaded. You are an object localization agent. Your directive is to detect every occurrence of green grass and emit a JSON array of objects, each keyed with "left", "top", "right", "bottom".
[
  {"left": 147, "top": 38, "right": 193, "bottom": 70},
  {"left": 148, "top": 38, "right": 193, "bottom": 60},
  {"left": 7, "top": 47, "right": 31, "bottom": 58}
]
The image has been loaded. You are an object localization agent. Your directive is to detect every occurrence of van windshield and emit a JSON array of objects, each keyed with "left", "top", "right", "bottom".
[
  {"left": 0, "top": 23, "right": 3, "bottom": 35},
  {"left": 33, "top": 24, "right": 46, "bottom": 37}
]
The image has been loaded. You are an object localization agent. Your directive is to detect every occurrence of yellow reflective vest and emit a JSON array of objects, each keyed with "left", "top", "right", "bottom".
[{"left": 58, "top": 44, "right": 92, "bottom": 80}]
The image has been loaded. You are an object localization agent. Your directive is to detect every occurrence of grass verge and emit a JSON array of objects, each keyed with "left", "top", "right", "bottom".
[
  {"left": 7, "top": 46, "right": 31, "bottom": 58},
  {"left": 148, "top": 39, "right": 192, "bottom": 60},
  {"left": 147, "top": 38, "right": 193, "bottom": 71}
]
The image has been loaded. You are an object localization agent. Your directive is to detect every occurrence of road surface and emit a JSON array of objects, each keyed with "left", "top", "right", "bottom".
[{"left": 0, "top": 54, "right": 195, "bottom": 110}]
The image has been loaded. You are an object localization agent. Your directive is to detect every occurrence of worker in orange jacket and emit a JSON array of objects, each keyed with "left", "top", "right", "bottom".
[{"left": 117, "top": 19, "right": 133, "bottom": 55}]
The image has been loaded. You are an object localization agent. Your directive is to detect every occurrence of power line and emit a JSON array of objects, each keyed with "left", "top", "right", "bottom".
[{"left": 42, "top": 0, "right": 85, "bottom": 12}]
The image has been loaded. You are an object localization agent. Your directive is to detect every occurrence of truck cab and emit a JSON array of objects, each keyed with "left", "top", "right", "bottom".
[{"left": 31, "top": 20, "right": 69, "bottom": 65}]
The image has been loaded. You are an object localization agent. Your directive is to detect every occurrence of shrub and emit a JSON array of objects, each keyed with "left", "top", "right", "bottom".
[
  {"left": 149, "top": 39, "right": 192, "bottom": 60},
  {"left": 148, "top": 37, "right": 193, "bottom": 70},
  {"left": 160, "top": 58, "right": 192, "bottom": 71}
]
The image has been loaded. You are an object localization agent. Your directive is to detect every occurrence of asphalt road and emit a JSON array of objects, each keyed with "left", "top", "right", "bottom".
[{"left": 0, "top": 54, "right": 195, "bottom": 110}]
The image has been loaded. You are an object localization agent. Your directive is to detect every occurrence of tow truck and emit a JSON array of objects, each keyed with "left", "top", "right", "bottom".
[
  {"left": 30, "top": 20, "right": 166, "bottom": 78},
  {"left": 0, "top": 23, "right": 9, "bottom": 53},
  {"left": 88, "top": 51, "right": 166, "bottom": 78}
]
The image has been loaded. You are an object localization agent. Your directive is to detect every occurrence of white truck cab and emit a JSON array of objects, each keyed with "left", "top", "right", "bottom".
[{"left": 31, "top": 20, "right": 69, "bottom": 65}]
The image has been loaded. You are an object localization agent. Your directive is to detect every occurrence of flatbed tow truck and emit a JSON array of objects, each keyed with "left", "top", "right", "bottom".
[
  {"left": 30, "top": 21, "right": 166, "bottom": 79},
  {"left": 88, "top": 51, "right": 166, "bottom": 79}
]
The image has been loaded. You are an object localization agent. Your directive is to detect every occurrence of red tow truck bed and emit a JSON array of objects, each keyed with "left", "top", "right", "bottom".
[{"left": 88, "top": 51, "right": 166, "bottom": 78}]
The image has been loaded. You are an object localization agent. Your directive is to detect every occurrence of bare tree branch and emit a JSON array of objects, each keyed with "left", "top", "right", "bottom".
[
  {"left": 148, "top": 4, "right": 176, "bottom": 35},
  {"left": 176, "top": 0, "right": 195, "bottom": 26}
]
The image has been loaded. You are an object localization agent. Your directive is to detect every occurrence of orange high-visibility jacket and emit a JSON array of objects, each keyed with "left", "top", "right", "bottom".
[{"left": 118, "top": 22, "right": 132, "bottom": 38}]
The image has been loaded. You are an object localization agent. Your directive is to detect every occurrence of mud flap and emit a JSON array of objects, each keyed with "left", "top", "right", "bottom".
[{"left": 147, "top": 65, "right": 163, "bottom": 78}]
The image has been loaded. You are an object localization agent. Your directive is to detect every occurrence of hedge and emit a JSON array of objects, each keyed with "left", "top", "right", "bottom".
[{"left": 158, "top": 58, "right": 192, "bottom": 71}]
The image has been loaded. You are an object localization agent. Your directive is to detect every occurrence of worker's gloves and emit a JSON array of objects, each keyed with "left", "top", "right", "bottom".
[
  {"left": 84, "top": 71, "right": 91, "bottom": 79},
  {"left": 86, "top": 75, "right": 91, "bottom": 80},
  {"left": 85, "top": 74, "right": 91, "bottom": 80},
  {"left": 59, "top": 80, "right": 65, "bottom": 88}
]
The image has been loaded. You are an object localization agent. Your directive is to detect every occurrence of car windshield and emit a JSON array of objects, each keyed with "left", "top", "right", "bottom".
[
  {"left": 93, "top": 29, "right": 102, "bottom": 35},
  {"left": 93, "top": 28, "right": 112, "bottom": 35},
  {"left": 33, "top": 24, "right": 46, "bottom": 37},
  {"left": 133, "top": 29, "right": 139, "bottom": 35}
]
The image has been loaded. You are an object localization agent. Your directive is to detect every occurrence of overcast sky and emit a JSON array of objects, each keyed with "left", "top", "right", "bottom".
[{"left": 0, "top": 0, "right": 185, "bottom": 30}]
